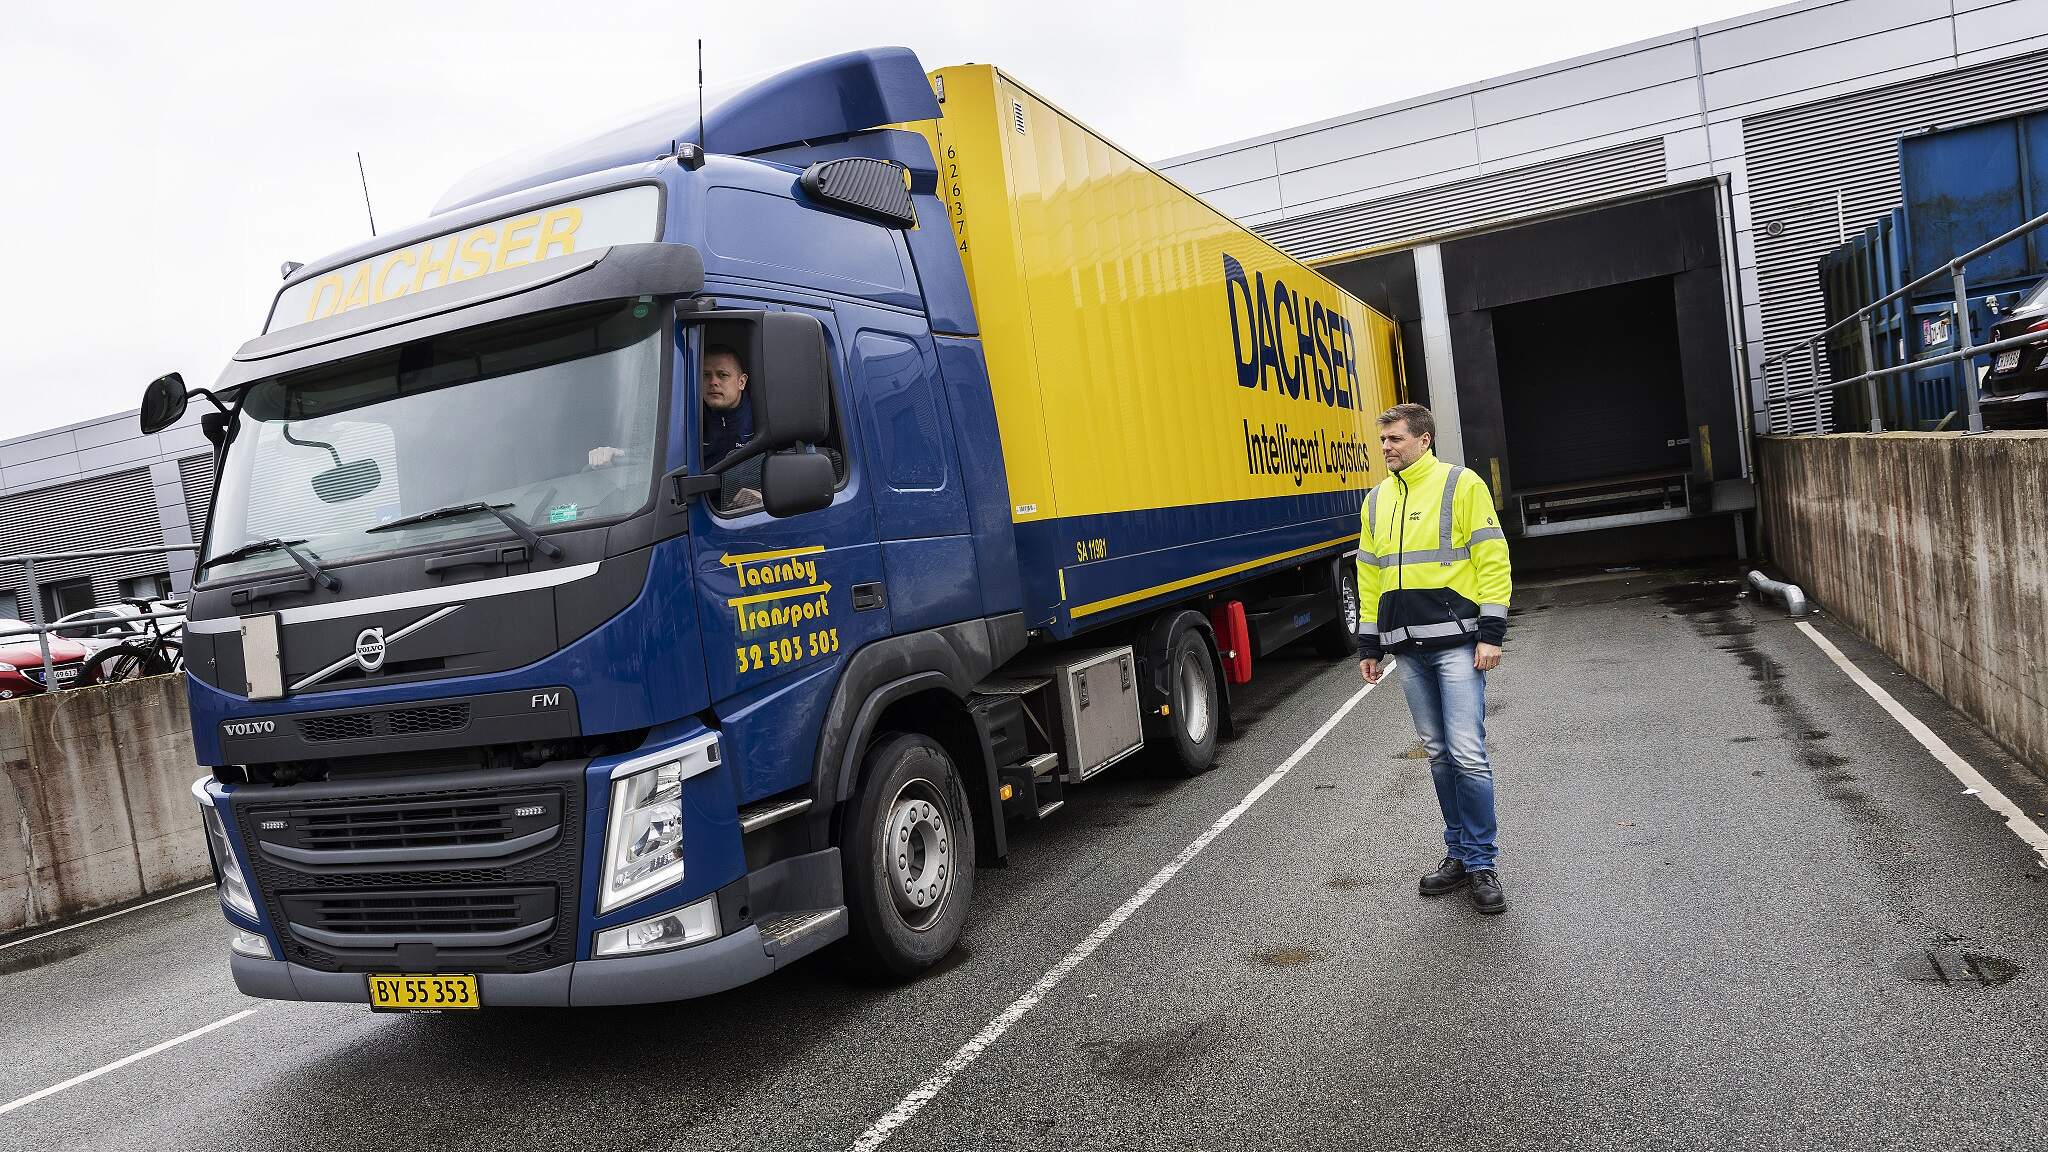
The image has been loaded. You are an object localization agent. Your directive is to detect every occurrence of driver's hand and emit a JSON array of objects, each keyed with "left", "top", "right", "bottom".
[
  {"left": 588, "top": 446, "right": 623, "bottom": 468},
  {"left": 731, "top": 486, "right": 763, "bottom": 509}
]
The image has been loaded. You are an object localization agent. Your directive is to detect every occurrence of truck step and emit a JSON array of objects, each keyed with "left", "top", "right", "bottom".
[
  {"left": 1034, "top": 799, "right": 1066, "bottom": 819},
  {"left": 758, "top": 906, "right": 848, "bottom": 965},
  {"left": 739, "top": 796, "right": 813, "bottom": 834},
  {"left": 1025, "top": 752, "right": 1060, "bottom": 778}
]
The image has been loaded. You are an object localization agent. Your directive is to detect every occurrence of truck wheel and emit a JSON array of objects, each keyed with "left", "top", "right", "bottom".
[
  {"left": 1311, "top": 563, "right": 1361, "bottom": 658},
  {"left": 840, "top": 733, "right": 977, "bottom": 979},
  {"left": 1160, "top": 625, "right": 1220, "bottom": 776}
]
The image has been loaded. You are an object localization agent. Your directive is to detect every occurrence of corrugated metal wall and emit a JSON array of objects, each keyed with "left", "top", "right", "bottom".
[
  {"left": 0, "top": 467, "right": 168, "bottom": 619},
  {"left": 1746, "top": 48, "right": 2048, "bottom": 432},
  {"left": 1254, "top": 138, "right": 1669, "bottom": 263},
  {"left": 178, "top": 453, "right": 215, "bottom": 545}
]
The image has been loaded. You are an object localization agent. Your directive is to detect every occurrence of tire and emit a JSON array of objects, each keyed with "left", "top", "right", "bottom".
[
  {"left": 1311, "top": 562, "right": 1361, "bottom": 658},
  {"left": 840, "top": 732, "right": 977, "bottom": 979},
  {"left": 1159, "top": 624, "right": 1220, "bottom": 776},
  {"left": 84, "top": 642, "right": 170, "bottom": 685}
]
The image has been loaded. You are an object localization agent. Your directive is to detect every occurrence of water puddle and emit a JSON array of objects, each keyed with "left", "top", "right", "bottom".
[
  {"left": 1250, "top": 946, "right": 1323, "bottom": 967},
  {"left": 1895, "top": 948, "right": 2023, "bottom": 987}
]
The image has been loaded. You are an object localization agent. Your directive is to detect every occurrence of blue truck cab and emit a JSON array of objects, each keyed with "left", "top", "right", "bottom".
[{"left": 151, "top": 47, "right": 1367, "bottom": 1008}]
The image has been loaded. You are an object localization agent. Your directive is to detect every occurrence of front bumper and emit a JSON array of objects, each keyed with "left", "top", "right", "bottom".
[{"left": 231, "top": 923, "right": 776, "bottom": 1006}]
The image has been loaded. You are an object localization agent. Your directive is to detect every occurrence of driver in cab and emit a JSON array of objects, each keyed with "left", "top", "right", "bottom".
[{"left": 589, "top": 344, "right": 759, "bottom": 512}]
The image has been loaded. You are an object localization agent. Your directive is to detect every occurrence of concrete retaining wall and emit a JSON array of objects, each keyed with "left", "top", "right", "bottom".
[
  {"left": 1759, "top": 432, "right": 2048, "bottom": 774},
  {"left": 1, "top": 675, "right": 210, "bottom": 935}
]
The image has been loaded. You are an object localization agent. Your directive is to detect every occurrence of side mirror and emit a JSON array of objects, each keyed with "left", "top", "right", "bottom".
[
  {"left": 760, "top": 450, "right": 835, "bottom": 517},
  {"left": 750, "top": 313, "right": 833, "bottom": 448},
  {"left": 140, "top": 373, "right": 189, "bottom": 434}
]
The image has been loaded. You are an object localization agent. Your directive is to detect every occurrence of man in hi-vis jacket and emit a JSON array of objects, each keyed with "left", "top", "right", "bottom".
[{"left": 1356, "top": 403, "right": 1515, "bottom": 914}]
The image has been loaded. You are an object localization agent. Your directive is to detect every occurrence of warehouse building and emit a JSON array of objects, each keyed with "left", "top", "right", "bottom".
[
  {"left": 1161, "top": 0, "right": 2048, "bottom": 561},
  {"left": 0, "top": 411, "right": 213, "bottom": 624},
  {"left": 9, "top": 0, "right": 2048, "bottom": 610}
]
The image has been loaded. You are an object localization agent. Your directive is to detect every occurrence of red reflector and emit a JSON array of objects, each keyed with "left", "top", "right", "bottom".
[{"left": 1210, "top": 601, "right": 1253, "bottom": 685}]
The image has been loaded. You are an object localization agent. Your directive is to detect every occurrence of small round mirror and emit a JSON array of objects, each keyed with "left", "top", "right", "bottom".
[{"left": 140, "top": 372, "right": 189, "bottom": 434}]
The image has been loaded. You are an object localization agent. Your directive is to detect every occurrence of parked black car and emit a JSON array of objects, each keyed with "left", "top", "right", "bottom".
[{"left": 1979, "top": 278, "right": 2048, "bottom": 428}]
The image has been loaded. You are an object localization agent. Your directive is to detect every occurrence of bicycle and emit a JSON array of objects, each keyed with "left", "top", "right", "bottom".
[{"left": 82, "top": 597, "right": 186, "bottom": 684}]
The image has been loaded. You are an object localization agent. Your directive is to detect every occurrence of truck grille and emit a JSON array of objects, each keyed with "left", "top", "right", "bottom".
[
  {"left": 279, "top": 887, "right": 556, "bottom": 949},
  {"left": 301, "top": 703, "right": 470, "bottom": 742},
  {"left": 298, "top": 796, "right": 540, "bottom": 853},
  {"left": 236, "top": 767, "right": 582, "bottom": 974},
  {"left": 248, "top": 790, "right": 560, "bottom": 859}
]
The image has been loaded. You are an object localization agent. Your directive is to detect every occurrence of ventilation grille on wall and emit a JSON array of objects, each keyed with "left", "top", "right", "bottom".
[{"left": 1252, "top": 137, "right": 1668, "bottom": 263}]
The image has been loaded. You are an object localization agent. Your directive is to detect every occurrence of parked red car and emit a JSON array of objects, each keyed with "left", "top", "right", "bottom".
[{"left": 0, "top": 620, "right": 91, "bottom": 698}]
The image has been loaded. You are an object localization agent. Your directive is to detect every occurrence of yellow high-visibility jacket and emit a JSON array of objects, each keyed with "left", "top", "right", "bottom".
[{"left": 1354, "top": 450, "right": 1513, "bottom": 660}]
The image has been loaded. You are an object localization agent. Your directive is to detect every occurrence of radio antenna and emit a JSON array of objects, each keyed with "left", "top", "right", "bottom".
[
  {"left": 356, "top": 151, "right": 378, "bottom": 237},
  {"left": 697, "top": 39, "right": 707, "bottom": 151}
]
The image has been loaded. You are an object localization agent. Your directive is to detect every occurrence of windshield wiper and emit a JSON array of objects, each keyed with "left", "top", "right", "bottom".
[
  {"left": 199, "top": 537, "right": 338, "bottom": 590},
  {"left": 366, "top": 502, "right": 562, "bottom": 558}
]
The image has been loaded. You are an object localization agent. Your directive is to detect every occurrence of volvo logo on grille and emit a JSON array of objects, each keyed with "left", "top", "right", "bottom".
[
  {"left": 223, "top": 720, "right": 275, "bottom": 736},
  {"left": 354, "top": 628, "right": 388, "bottom": 672}
]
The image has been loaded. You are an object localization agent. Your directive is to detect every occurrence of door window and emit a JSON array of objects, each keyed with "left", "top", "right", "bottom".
[
  {"left": 693, "top": 330, "right": 847, "bottom": 519},
  {"left": 857, "top": 332, "right": 945, "bottom": 492}
]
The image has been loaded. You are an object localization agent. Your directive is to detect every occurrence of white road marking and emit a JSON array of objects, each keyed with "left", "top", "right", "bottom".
[
  {"left": 1799, "top": 621, "right": 2048, "bottom": 867},
  {"left": 0, "top": 884, "right": 214, "bottom": 953},
  {"left": 848, "top": 667, "right": 1393, "bottom": 1151},
  {"left": 0, "top": 1009, "right": 257, "bottom": 1117}
]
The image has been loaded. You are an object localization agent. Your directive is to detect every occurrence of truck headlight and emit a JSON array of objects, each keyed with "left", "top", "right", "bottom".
[
  {"left": 202, "top": 805, "right": 258, "bottom": 920},
  {"left": 593, "top": 895, "right": 720, "bottom": 958},
  {"left": 600, "top": 759, "right": 686, "bottom": 912}
]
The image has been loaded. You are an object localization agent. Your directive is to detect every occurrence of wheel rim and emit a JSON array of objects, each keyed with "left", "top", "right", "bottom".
[
  {"left": 1176, "top": 648, "right": 1213, "bottom": 746},
  {"left": 883, "top": 780, "right": 953, "bottom": 930},
  {"left": 1341, "top": 574, "right": 1360, "bottom": 634}
]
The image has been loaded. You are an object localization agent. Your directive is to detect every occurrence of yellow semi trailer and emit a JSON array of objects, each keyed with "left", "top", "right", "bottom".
[{"left": 912, "top": 64, "right": 1403, "bottom": 635}]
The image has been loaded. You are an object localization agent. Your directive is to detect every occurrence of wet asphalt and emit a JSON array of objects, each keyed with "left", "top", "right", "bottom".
[{"left": 3, "top": 567, "right": 2046, "bottom": 1152}]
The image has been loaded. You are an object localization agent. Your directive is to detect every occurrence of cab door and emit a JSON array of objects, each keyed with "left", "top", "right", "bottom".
[
  {"left": 841, "top": 301, "right": 975, "bottom": 633},
  {"left": 685, "top": 303, "right": 886, "bottom": 803}
]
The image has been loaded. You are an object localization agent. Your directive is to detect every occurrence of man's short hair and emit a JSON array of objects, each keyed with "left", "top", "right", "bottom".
[
  {"left": 705, "top": 344, "right": 746, "bottom": 373},
  {"left": 1377, "top": 403, "right": 1434, "bottom": 441}
]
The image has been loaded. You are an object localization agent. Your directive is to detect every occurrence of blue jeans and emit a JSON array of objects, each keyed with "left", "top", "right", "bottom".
[{"left": 1397, "top": 643, "right": 1498, "bottom": 871}]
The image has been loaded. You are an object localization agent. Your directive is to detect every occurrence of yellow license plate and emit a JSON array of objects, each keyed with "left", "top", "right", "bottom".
[{"left": 367, "top": 973, "right": 480, "bottom": 1011}]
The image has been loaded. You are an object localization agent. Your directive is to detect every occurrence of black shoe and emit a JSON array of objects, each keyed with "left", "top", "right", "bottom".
[
  {"left": 1419, "top": 856, "right": 1469, "bottom": 896},
  {"left": 1469, "top": 869, "right": 1506, "bottom": 914}
]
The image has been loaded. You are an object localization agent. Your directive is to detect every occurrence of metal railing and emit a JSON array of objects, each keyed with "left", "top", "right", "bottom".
[
  {"left": 0, "top": 545, "right": 198, "bottom": 693},
  {"left": 1763, "top": 204, "right": 2048, "bottom": 435}
]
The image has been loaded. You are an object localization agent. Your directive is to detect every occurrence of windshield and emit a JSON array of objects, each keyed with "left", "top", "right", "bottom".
[
  {"left": 2018, "top": 277, "right": 2048, "bottom": 313},
  {"left": 204, "top": 301, "right": 664, "bottom": 582}
]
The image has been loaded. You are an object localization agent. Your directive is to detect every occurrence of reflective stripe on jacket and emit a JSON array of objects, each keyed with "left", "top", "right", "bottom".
[{"left": 1354, "top": 450, "right": 1513, "bottom": 660}]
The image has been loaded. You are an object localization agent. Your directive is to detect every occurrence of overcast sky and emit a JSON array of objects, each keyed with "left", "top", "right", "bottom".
[{"left": 3, "top": 0, "right": 1772, "bottom": 436}]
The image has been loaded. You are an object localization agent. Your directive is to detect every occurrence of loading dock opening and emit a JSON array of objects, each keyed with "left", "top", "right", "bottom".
[
  {"left": 1492, "top": 277, "right": 1696, "bottom": 537},
  {"left": 1318, "top": 184, "right": 1750, "bottom": 567}
]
